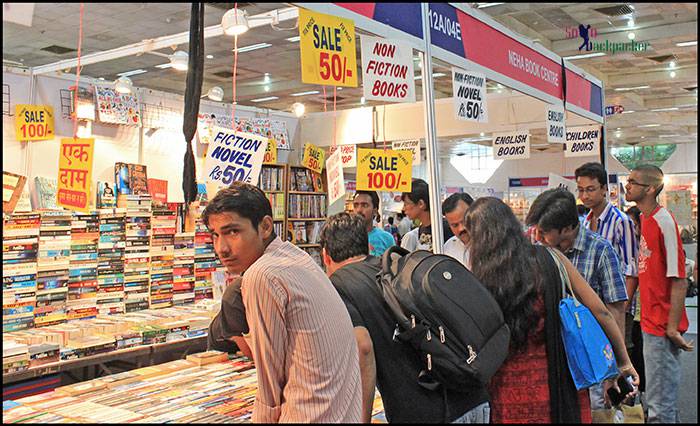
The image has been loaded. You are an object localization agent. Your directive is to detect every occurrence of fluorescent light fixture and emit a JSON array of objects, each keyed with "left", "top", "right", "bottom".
[
  {"left": 676, "top": 40, "right": 697, "bottom": 47},
  {"left": 250, "top": 96, "right": 279, "bottom": 103},
  {"left": 614, "top": 85, "right": 650, "bottom": 91},
  {"left": 286, "top": 36, "right": 300, "bottom": 42},
  {"left": 117, "top": 69, "right": 147, "bottom": 77},
  {"left": 233, "top": 42, "right": 272, "bottom": 53},
  {"left": 621, "top": 110, "right": 635, "bottom": 114},
  {"left": 206, "top": 54, "right": 214, "bottom": 59},
  {"left": 637, "top": 124, "right": 660, "bottom": 128},
  {"left": 98, "top": 77, "right": 105, "bottom": 81},
  {"left": 659, "top": 134, "right": 680, "bottom": 138},
  {"left": 114, "top": 76, "right": 133, "bottom": 94},
  {"left": 263, "top": 73, "right": 271, "bottom": 84},
  {"left": 222, "top": 8, "right": 249, "bottom": 36},
  {"left": 291, "top": 90, "right": 320, "bottom": 97},
  {"left": 562, "top": 52, "right": 607, "bottom": 60},
  {"left": 650, "top": 107, "right": 679, "bottom": 112},
  {"left": 155, "top": 63, "right": 172, "bottom": 69},
  {"left": 477, "top": 3, "right": 505, "bottom": 8},
  {"left": 414, "top": 72, "right": 447, "bottom": 80},
  {"left": 264, "top": 85, "right": 270, "bottom": 92},
  {"left": 669, "top": 60, "right": 676, "bottom": 69},
  {"left": 627, "top": 32, "right": 636, "bottom": 40},
  {"left": 169, "top": 50, "right": 188, "bottom": 71}
]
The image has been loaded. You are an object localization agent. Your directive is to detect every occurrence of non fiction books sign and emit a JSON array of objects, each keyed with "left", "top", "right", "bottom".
[
  {"left": 391, "top": 140, "right": 421, "bottom": 165},
  {"left": 326, "top": 149, "right": 346, "bottom": 206},
  {"left": 302, "top": 143, "right": 325, "bottom": 174},
  {"left": 204, "top": 128, "right": 267, "bottom": 189},
  {"left": 360, "top": 35, "right": 415, "bottom": 103},
  {"left": 299, "top": 8, "right": 358, "bottom": 87},
  {"left": 452, "top": 67, "right": 487, "bottom": 123},
  {"left": 15, "top": 105, "right": 55, "bottom": 141},
  {"left": 327, "top": 144, "right": 357, "bottom": 168},
  {"left": 564, "top": 126, "right": 600, "bottom": 157},
  {"left": 492, "top": 131, "right": 530, "bottom": 160},
  {"left": 546, "top": 104, "right": 566, "bottom": 144},
  {"left": 356, "top": 148, "right": 412, "bottom": 192},
  {"left": 57, "top": 138, "right": 95, "bottom": 212}
]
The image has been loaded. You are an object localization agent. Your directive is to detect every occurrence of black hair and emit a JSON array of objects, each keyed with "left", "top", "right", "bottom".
[
  {"left": 202, "top": 182, "right": 274, "bottom": 235},
  {"left": 388, "top": 217, "right": 394, "bottom": 225},
  {"left": 525, "top": 188, "right": 579, "bottom": 231},
  {"left": 441, "top": 192, "right": 474, "bottom": 215},
  {"left": 625, "top": 205, "right": 641, "bottom": 224},
  {"left": 464, "top": 197, "right": 541, "bottom": 351},
  {"left": 402, "top": 178, "right": 430, "bottom": 211},
  {"left": 632, "top": 164, "right": 665, "bottom": 197},
  {"left": 319, "top": 212, "right": 369, "bottom": 263},
  {"left": 575, "top": 162, "right": 608, "bottom": 187},
  {"left": 577, "top": 204, "right": 589, "bottom": 216},
  {"left": 354, "top": 190, "right": 380, "bottom": 209}
]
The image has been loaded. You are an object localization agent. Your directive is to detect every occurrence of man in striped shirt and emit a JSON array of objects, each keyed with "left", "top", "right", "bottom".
[{"left": 202, "top": 182, "right": 362, "bottom": 423}]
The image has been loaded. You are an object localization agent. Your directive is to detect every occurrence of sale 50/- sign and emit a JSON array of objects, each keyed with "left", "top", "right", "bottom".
[
  {"left": 15, "top": 105, "right": 55, "bottom": 141},
  {"left": 302, "top": 143, "right": 326, "bottom": 174},
  {"left": 299, "top": 8, "right": 358, "bottom": 87},
  {"left": 356, "top": 148, "right": 412, "bottom": 192}
]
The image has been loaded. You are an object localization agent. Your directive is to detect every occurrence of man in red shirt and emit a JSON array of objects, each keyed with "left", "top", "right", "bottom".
[{"left": 624, "top": 164, "right": 693, "bottom": 423}]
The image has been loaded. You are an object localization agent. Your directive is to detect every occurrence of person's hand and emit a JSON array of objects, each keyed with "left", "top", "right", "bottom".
[
  {"left": 617, "top": 363, "right": 640, "bottom": 388},
  {"left": 666, "top": 329, "right": 695, "bottom": 351},
  {"left": 602, "top": 377, "right": 616, "bottom": 408}
]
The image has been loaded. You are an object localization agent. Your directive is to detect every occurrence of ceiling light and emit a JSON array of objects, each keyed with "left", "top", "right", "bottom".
[
  {"left": 476, "top": 3, "right": 505, "bottom": 8},
  {"left": 650, "top": 107, "right": 679, "bottom": 112},
  {"left": 360, "top": 96, "right": 366, "bottom": 105},
  {"left": 414, "top": 72, "right": 447, "bottom": 80},
  {"left": 670, "top": 70, "right": 677, "bottom": 78},
  {"left": 285, "top": 36, "right": 300, "bottom": 42},
  {"left": 621, "top": 110, "right": 635, "bottom": 114},
  {"left": 169, "top": 50, "right": 188, "bottom": 71},
  {"left": 669, "top": 60, "right": 676, "bottom": 69},
  {"left": 614, "top": 85, "right": 650, "bottom": 91},
  {"left": 114, "top": 76, "right": 133, "bottom": 94},
  {"left": 676, "top": 40, "right": 697, "bottom": 47},
  {"left": 480, "top": 132, "right": 485, "bottom": 137},
  {"left": 659, "top": 134, "right": 680, "bottom": 138},
  {"left": 627, "top": 19, "right": 635, "bottom": 28},
  {"left": 222, "top": 8, "right": 249, "bottom": 36},
  {"left": 202, "top": 86, "right": 224, "bottom": 102},
  {"left": 233, "top": 42, "right": 272, "bottom": 53},
  {"left": 264, "top": 85, "right": 270, "bottom": 92},
  {"left": 250, "top": 96, "right": 279, "bottom": 103},
  {"left": 640, "top": 136, "right": 645, "bottom": 139},
  {"left": 206, "top": 54, "right": 214, "bottom": 59},
  {"left": 615, "top": 132, "right": 621, "bottom": 138},
  {"left": 637, "top": 124, "right": 660, "bottom": 128},
  {"left": 627, "top": 32, "right": 635, "bottom": 40},
  {"left": 117, "top": 69, "right": 147, "bottom": 77},
  {"left": 562, "top": 52, "right": 607, "bottom": 60},
  {"left": 291, "top": 102, "right": 305, "bottom": 117},
  {"left": 98, "top": 77, "right": 105, "bottom": 81},
  {"left": 291, "top": 90, "right": 320, "bottom": 97},
  {"left": 263, "top": 73, "right": 271, "bottom": 84}
]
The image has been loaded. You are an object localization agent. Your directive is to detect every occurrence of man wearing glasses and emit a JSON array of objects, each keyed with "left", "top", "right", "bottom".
[{"left": 575, "top": 162, "right": 639, "bottom": 422}]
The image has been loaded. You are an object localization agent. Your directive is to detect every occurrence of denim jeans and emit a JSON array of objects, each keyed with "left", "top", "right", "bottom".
[
  {"left": 643, "top": 332, "right": 682, "bottom": 423},
  {"left": 452, "top": 402, "right": 490, "bottom": 423},
  {"left": 588, "top": 382, "right": 606, "bottom": 410}
]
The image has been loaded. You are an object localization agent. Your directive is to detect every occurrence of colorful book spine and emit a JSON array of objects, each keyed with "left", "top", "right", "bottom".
[
  {"left": 3, "top": 213, "right": 40, "bottom": 332},
  {"left": 149, "top": 207, "right": 176, "bottom": 309},
  {"left": 97, "top": 209, "right": 126, "bottom": 315},
  {"left": 124, "top": 196, "right": 152, "bottom": 313},
  {"left": 35, "top": 211, "right": 72, "bottom": 328},
  {"left": 67, "top": 212, "right": 99, "bottom": 321}
]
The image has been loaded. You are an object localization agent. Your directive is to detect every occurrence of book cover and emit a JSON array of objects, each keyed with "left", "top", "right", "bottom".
[
  {"left": 34, "top": 176, "right": 59, "bottom": 210},
  {"left": 114, "top": 163, "right": 131, "bottom": 195},
  {"left": 128, "top": 164, "right": 148, "bottom": 195},
  {"left": 147, "top": 179, "right": 168, "bottom": 205},
  {"left": 3, "top": 171, "right": 27, "bottom": 214}
]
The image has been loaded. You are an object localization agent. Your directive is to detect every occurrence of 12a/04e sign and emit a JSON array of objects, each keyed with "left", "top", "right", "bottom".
[
  {"left": 356, "top": 148, "right": 412, "bottom": 192},
  {"left": 15, "top": 105, "right": 55, "bottom": 141}
]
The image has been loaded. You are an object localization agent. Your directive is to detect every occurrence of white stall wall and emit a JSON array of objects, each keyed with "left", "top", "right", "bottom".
[
  {"left": 662, "top": 142, "right": 698, "bottom": 174},
  {"left": 3, "top": 70, "right": 300, "bottom": 206}
]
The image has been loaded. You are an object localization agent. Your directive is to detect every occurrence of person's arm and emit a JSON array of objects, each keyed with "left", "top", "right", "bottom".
[
  {"left": 232, "top": 336, "right": 253, "bottom": 359},
  {"left": 598, "top": 245, "right": 629, "bottom": 335},
  {"left": 554, "top": 251, "right": 639, "bottom": 386},
  {"left": 354, "top": 326, "right": 376, "bottom": 423},
  {"left": 667, "top": 278, "right": 694, "bottom": 351},
  {"left": 624, "top": 276, "right": 638, "bottom": 312},
  {"left": 606, "top": 300, "right": 626, "bottom": 338}
]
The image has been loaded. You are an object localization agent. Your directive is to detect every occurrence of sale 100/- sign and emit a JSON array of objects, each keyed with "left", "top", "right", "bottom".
[{"left": 356, "top": 148, "right": 412, "bottom": 192}]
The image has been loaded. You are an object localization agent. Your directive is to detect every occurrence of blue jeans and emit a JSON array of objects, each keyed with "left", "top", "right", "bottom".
[
  {"left": 588, "top": 382, "right": 606, "bottom": 410},
  {"left": 452, "top": 402, "right": 490, "bottom": 423},
  {"left": 643, "top": 332, "right": 682, "bottom": 423}
]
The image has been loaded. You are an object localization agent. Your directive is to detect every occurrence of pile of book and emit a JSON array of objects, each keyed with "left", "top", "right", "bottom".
[
  {"left": 35, "top": 211, "right": 72, "bottom": 328},
  {"left": 288, "top": 194, "right": 327, "bottom": 218},
  {"left": 194, "top": 209, "right": 220, "bottom": 301},
  {"left": 290, "top": 167, "right": 324, "bottom": 192},
  {"left": 265, "top": 192, "right": 286, "bottom": 221},
  {"left": 149, "top": 206, "right": 176, "bottom": 309},
  {"left": 123, "top": 196, "right": 152, "bottom": 313},
  {"left": 67, "top": 212, "right": 99, "bottom": 321},
  {"left": 173, "top": 233, "right": 195, "bottom": 306},
  {"left": 3, "top": 213, "right": 40, "bottom": 332},
  {"left": 288, "top": 221, "right": 324, "bottom": 245},
  {"left": 97, "top": 209, "right": 126, "bottom": 315},
  {"left": 3, "top": 341, "right": 29, "bottom": 375}
]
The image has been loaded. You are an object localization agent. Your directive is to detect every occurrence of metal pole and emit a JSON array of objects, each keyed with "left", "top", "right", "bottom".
[
  {"left": 420, "top": 3, "right": 444, "bottom": 254},
  {"left": 600, "top": 87, "right": 607, "bottom": 170},
  {"left": 25, "top": 69, "right": 37, "bottom": 178}
]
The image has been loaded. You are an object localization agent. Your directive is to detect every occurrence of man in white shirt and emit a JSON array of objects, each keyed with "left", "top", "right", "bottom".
[
  {"left": 397, "top": 212, "right": 413, "bottom": 240},
  {"left": 442, "top": 192, "right": 474, "bottom": 268}
]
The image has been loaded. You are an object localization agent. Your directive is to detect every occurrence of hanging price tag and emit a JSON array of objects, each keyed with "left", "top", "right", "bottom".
[
  {"left": 263, "top": 138, "right": 278, "bottom": 164},
  {"left": 302, "top": 143, "right": 325, "bottom": 173},
  {"left": 356, "top": 148, "right": 412, "bottom": 192},
  {"left": 299, "top": 8, "right": 358, "bottom": 87},
  {"left": 15, "top": 105, "right": 55, "bottom": 141},
  {"left": 326, "top": 149, "right": 346, "bottom": 206}
]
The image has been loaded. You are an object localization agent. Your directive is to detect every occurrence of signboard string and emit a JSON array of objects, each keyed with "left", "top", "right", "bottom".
[
  {"left": 231, "top": 3, "right": 239, "bottom": 122},
  {"left": 383, "top": 105, "right": 387, "bottom": 151},
  {"left": 333, "top": 86, "right": 337, "bottom": 147},
  {"left": 323, "top": 86, "right": 327, "bottom": 112},
  {"left": 72, "top": 3, "right": 85, "bottom": 140}
]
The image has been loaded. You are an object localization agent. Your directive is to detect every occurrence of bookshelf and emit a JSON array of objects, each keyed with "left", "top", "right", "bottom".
[
  {"left": 259, "top": 164, "right": 288, "bottom": 240},
  {"left": 287, "top": 166, "right": 327, "bottom": 267}
]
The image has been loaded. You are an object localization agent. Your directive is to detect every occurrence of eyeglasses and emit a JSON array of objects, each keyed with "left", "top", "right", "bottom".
[
  {"left": 577, "top": 185, "right": 602, "bottom": 194},
  {"left": 626, "top": 179, "right": 650, "bottom": 187}
]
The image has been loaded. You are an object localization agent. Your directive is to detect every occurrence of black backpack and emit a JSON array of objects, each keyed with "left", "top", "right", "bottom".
[{"left": 379, "top": 246, "right": 510, "bottom": 391}]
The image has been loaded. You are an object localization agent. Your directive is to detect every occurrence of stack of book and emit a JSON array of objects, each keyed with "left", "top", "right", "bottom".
[
  {"left": 194, "top": 210, "right": 219, "bottom": 301},
  {"left": 35, "top": 211, "right": 72, "bottom": 328},
  {"left": 3, "top": 213, "right": 40, "bottom": 332},
  {"left": 149, "top": 206, "right": 176, "bottom": 309},
  {"left": 173, "top": 233, "right": 196, "bottom": 306},
  {"left": 3, "top": 341, "right": 29, "bottom": 375},
  {"left": 259, "top": 166, "right": 285, "bottom": 192},
  {"left": 67, "top": 212, "right": 99, "bottom": 321},
  {"left": 97, "top": 209, "right": 126, "bottom": 315},
  {"left": 288, "top": 194, "right": 327, "bottom": 218},
  {"left": 123, "top": 195, "right": 152, "bottom": 313}
]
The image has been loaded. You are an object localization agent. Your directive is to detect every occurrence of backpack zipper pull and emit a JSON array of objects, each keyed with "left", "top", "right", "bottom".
[
  {"left": 466, "top": 345, "right": 477, "bottom": 364},
  {"left": 439, "top": 326, "right": 445, "bottom": 343},
  {"left": 410, "top": 315, "right": 416, "bottom": 328},
  {"left": 427, "top": 353, "right": 432, "bottom": 370},
  {"left": 426, "top": 329, "right": 432, "bottom": 341}
]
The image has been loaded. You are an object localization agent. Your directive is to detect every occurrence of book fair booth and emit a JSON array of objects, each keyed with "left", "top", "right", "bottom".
[{"left": 2, "top": 2, "right": 694, "bottom": 423}]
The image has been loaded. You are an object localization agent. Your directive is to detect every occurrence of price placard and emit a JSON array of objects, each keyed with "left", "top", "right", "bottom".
[
  {"left": 564, "top": 126, "right": 600, "bottom": 157},
  {"left": 452, "top": 67, "right": 487, "bottom": 123},
  {"left": 299, "top": 8, "right": 358, "bottom": 87},
  {"left": 326, "top": 149, "right": 346, "bottom": 206},
  {"left": 302, "top": 143, "right": 325, "bottom": 174},
  {"left": 492, "top": 131, "right": 530, "bottom": 160},
  {"left": 204, "top": 128, "right": 267, "bottom": 190},
  {"left": 327, "top": 144, "right": 356, "bottom": 168},
  {"left": 57, "top": 138, "right": 95, "bottom": 212},
  {"left": 356, "top": 148, "right": 412, "bottom": 192},
  {"left": 263, "top": 138, "right": 278, "bottom": 165},
  {"left": 15, "top": 105, "right": 55, "bottom": 141},
  {"left": 391, "top": 140, "right": 421, "bottom": 165}
]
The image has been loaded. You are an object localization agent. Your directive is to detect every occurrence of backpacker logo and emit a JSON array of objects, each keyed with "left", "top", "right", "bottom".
[{"left": 566, "top": 24, "right": 650, "bottom": 54}]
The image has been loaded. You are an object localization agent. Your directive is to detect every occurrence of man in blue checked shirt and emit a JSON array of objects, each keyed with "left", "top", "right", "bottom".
[{"left": 527, "top": 188, "right": 628, "bottom": 422}]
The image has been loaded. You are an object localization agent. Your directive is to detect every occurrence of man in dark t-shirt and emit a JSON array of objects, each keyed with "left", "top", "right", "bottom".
[
  {"left": 207, "top": 274, "right": 252, "bottom": 358},
  {"left": 320, "top": 212, "right": 490, "bottom": 423}
]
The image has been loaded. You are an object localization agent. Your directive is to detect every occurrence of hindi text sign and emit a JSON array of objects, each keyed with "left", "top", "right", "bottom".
[
  {"left": 15, "top": 105, "right": 55, "bottom": 141},
  {"left": 204, "top": 128, "right": 267, "bottom": 190},
  {"left": 57, "top": 138, "right": 95, "bottom": 212},
  {"left": 356, "top": 148, "right": 412, "bottom": 192},
  {"left": 361, "top": 35, "right": 415, "bottom": 103}
]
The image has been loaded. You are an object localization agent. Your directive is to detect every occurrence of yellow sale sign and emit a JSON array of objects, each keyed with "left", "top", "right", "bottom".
[
  {"left": 302, "top": 143, "right": 325, "bottom": 174},
  {"left": 356, "top": 148, "right": 412, "bottom": 192},
  {"left": 15, "top": 104, "right": 55, "bottom": 141},
  {"left": 299, "top": 8, "right": 358, "bottom": 87},
  {"left": 57, "top": 138, "right": 95, "bottom": 212},
  {"left": 263, "top": 138, "right": 278, "bottom": 165}
]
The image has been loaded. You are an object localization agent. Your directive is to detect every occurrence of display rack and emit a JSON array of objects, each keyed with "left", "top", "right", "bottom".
[
  {"left": 287, "top": 166, "right": 327, "bottom": 267},
  {"left": 259, "top": 164, "right": 288, "bottom": 239}
]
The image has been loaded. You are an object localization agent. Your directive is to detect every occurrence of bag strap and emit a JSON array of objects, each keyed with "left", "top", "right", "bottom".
[{"left": 545, "top": 247, "right": 579, "bottom": 304}]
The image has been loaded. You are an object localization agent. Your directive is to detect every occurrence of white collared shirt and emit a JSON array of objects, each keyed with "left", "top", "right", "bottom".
[{"left": 443, "top": 236, "right": 471, "bottom": 269}]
